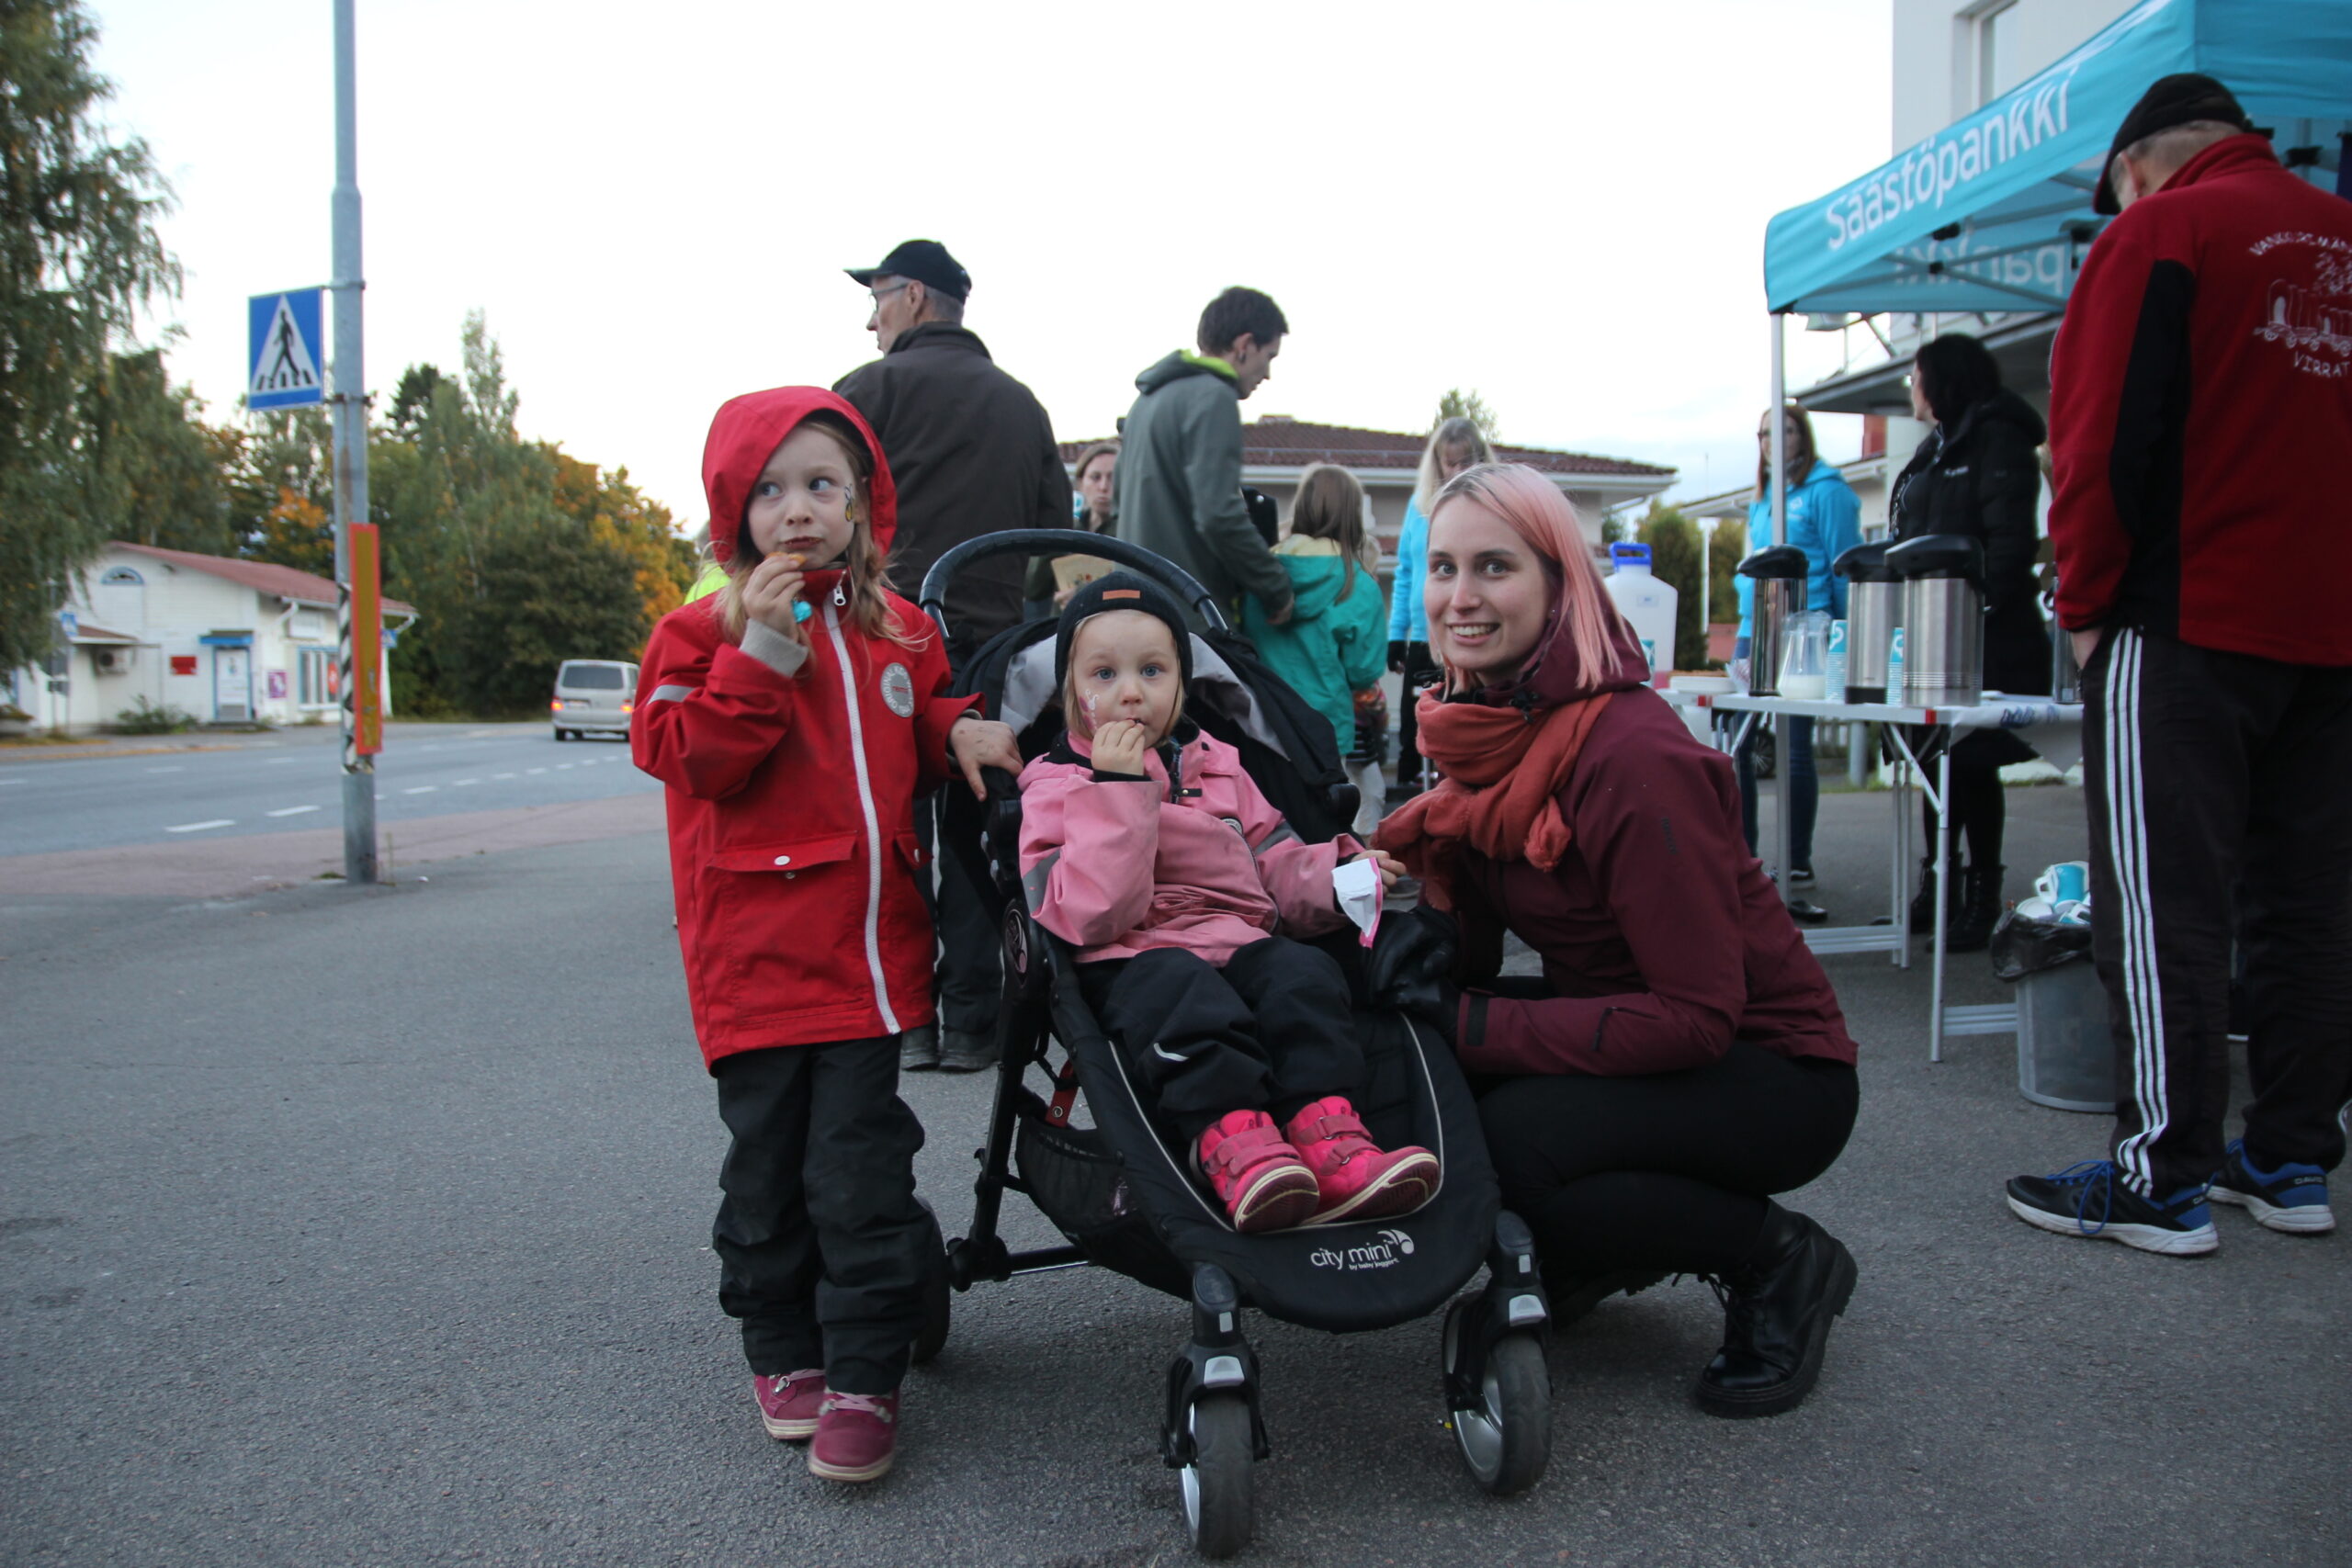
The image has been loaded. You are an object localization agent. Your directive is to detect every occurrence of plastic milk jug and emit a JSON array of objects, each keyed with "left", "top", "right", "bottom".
[{"left": 1603, "top": 543, "right": 1679, "bottom": 687}]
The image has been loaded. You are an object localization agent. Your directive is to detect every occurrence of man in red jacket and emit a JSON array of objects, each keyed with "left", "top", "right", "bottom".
[{"left": 2006, "top": 76, "right": 2352, "bottom": 1256}]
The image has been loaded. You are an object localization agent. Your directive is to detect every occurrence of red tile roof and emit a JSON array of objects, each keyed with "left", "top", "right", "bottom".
[
  {"left": 1061, "top": 418, "right": 1674, "bottom": 480},
  {"left": 111, "top": 542, "right": 417, "bottom": 617}
]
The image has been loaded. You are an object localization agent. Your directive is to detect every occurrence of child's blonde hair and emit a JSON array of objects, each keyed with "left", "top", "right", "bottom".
[
  {"left": 715, "top": 411, "right": 925, "bottom": 654},
  {"left": 1287, "top": 463, "right": 1370, "bottom": 603}
]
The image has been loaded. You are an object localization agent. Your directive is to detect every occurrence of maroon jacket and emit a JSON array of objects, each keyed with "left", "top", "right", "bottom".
[
  {"left": 2048, "top": 133, "right": 2352, "bottom": 665},
  {"left": 1441, "top": 620, "right": 1857, "bottom": 1078}
]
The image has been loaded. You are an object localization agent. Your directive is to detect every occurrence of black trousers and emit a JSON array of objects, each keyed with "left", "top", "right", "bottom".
[
  {"left": 2083, "top": 627, "right": 2352, "bottom": 1195},
  {"left": 1920, "top": 727, "right": 2035, "bottom": 872},
  {"left": 921, "top": 790, "right": 1004, "bottom": 1042},
  {"left": 1078, "top": 937, "right": 1363, "bottom": 1145},
  {"left": 1477, "top": 1043, "right": 1858, "bottom": 1277},
  {"left": 1395, "top": 642, "right": 1439, "bottom": 790},
  {"left": 711, "top": 1038, "right": 929, "bottom": 1394}
]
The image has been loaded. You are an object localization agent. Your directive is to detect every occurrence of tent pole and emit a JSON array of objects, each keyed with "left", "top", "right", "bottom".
[{"left": 1770, "top": 311, "right": 1787, "bottom": 545}]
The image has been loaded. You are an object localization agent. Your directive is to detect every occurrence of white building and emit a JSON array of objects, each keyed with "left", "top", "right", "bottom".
[
  {"left": 6, "top": 542, "right": 414, "bottom": 735},
  {"left": 1797, "top": 1, "right": 2138, "bottom": 460}
]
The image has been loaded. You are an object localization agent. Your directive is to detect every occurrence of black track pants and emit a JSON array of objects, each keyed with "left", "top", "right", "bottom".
[
  {"left": 1920, "top": 730, "right": 2018, "bottom": 872},
  {"left": 1476, "top": 1044, "right": 1857, "bottom": 1277},
  {"left": 2083, "top": 627, "right": 2352, "bottom": 1195},
  {"left": 1079, "top": 937, "right": 1363, "bottom": 1145},
  {"left": 711, "top": 1038, "right": 929, "bottom": 1394}
]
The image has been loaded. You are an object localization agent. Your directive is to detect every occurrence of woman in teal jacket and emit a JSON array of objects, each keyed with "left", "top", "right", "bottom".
[
  {"left": 1388, "top": 416, "right": 1492, "bottom": 794},
  {"left": 1244, "top": 464, "right": 1387, "bottom": 754},
  {"left": 1736, "top": 403, "right": 1861, "bottom": 888}
]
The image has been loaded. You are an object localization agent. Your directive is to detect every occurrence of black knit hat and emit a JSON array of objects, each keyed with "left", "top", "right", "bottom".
[
  {"left": 1052, "top": 571, "right": 1194, "bottom": 693},
  {"left": 2093, "top": 73, "right": 2254, "bottom": 215}
]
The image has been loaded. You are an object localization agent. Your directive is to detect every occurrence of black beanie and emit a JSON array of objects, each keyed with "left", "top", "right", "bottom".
[{"left": 1052, "top": 571, "right": 1194, "bottom": 693}]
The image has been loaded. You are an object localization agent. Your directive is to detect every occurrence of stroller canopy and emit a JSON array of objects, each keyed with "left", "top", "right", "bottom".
[{"left": 1762, "top": 0, "right": 2350, "bottom": 316}]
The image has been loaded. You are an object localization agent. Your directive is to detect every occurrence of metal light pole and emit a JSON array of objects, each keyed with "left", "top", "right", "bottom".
[
  {"left": 1697, "top": 516, "right": 1719, "bottom": 629},
  {"left": 330, "top": 0, "right": 376, "bottom": 884}
]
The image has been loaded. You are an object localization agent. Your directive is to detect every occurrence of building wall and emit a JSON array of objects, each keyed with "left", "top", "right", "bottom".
[
  {"left": 1892, "top": 0, "right": 2139, "bottom": 148},
  {"left": 9, "top": 547, "right": 397, "bottom": 733}
]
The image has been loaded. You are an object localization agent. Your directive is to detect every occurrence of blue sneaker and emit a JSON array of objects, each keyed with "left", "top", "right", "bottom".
[
  {"left": 2005, "top": 1160, "right": 2218, "bottom": 1256},
  {"left": 2209, "top": 1139, "right": 2335, "bottom": 1235}
]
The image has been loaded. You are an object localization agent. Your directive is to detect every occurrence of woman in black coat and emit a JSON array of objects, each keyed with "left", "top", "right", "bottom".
[{"left": 1890, "top": 333, "right": 2053, "bottom": 951}]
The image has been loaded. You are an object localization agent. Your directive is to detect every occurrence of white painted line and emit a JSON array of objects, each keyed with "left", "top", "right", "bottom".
[
  {"left": 165, "top": 819, "right": 235, "bottom": 833},
  {"left": 556, "top": 763, "right": 575, "bottom": 771},
  {"left": 453, "top": 778, "right": 481, "bottom": 786},
  {"left": 465, "top": 728, "right": 504, "bottom": 738},
  {"left": 401, "top": 785, "right": 437, "bottom": 795},
  {"left": 0, "top": 777, "right": 26, "bottom": 786},
  {"left": 492, "top": 773, "right": 517, "bottom": 780},
  {"left": 144, "top": 766, "right": 185, "bottom": 774},
  {"left": 526, "top": 767, "right": 547, "bottom": 774},
  {"left": 266, "top": 805, "right": 321, "bottom": 818}
]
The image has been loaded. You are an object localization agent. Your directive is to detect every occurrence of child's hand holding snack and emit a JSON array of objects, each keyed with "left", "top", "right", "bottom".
[
  {"left": 1090, "top": 716, "right": 1150, "bottom": 777},
  {"left": 742, "top": 552, "right": 808, "bottom": 637}
]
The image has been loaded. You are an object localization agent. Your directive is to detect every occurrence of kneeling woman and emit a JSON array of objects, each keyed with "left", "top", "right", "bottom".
[{"left": 1375, "top": 464, "right": 1860, "bottom": 1417}]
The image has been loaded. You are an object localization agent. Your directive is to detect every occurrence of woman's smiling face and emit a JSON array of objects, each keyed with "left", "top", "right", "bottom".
[{"left": 1425, "top": 495, "right": 1552, "bottom": 686}]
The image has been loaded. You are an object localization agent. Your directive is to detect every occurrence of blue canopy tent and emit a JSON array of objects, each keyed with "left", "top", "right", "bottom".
[{"left": 1752, "top": 0, "right": 2349, "bottom": 536}]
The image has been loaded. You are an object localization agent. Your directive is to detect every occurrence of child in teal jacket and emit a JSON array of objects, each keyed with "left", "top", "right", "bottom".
[{"left": 1241, "top": 464, "right": 1387, "bottom": 753}]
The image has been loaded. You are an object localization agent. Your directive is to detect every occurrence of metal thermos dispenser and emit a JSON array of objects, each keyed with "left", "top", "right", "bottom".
[
  {"left": 1886, "top": 534, "right": 1985, "bottom": 708},
  {"left": 1736, "top": 544, "right": 1809, "bottom": 696},
  {"left": 1833, "top": 541, "right": 1901, "bottom": 703}
]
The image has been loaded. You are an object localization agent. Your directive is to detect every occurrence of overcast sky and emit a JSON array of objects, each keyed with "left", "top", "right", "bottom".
[{"left": 94, "top": 0, "right": 1894, "bottom": 530}]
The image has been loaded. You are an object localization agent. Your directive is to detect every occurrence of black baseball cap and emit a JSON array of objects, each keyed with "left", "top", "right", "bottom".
[
  {"left": 846, "top": 240, "right": 970, "bottom": 302},
  {"left": 2093, "top": 73, "right": 2255, "bottom": 214}
]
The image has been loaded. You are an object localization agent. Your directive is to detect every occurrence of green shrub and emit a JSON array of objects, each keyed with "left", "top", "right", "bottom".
[{"left": 112, "top": 695, "right": 197, "bottom": 734}]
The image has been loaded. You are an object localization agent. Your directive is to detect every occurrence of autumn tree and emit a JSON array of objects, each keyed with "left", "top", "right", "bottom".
[
  {"left": 0, "top": 0, "right": 178, "bottom": 670},
  {"left": 1434, "top": 388, "right": 1498, "bottom": 441}
]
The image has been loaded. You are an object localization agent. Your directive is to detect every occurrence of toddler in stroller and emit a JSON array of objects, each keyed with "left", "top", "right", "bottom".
[{"left": 1017, "top": 573, "right": 1439, "bottom": 1232}]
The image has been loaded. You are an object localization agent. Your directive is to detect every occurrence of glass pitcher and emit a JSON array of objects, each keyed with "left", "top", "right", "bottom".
[{"left": 1777, "top": 611, "right": 1831, "bottom": 700}]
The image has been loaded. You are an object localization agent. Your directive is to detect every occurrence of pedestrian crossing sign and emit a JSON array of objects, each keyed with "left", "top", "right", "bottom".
[{"left": 247, "top": 288, "right": 325, "bottom": 410}]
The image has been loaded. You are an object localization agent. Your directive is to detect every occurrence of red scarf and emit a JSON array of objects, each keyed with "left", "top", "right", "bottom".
[{"left": 1374, "top": 689, "right": 1612, "bottom": 912}]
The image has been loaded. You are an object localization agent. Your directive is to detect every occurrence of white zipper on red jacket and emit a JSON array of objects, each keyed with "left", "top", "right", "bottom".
[{"left": 821, "top": 597, "right": 901, "bottom": 1036}]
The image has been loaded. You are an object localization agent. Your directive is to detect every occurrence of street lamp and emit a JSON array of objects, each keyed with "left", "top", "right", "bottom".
[{"left": 1696, "top": 516, "right": 1721, "bottom": 628}]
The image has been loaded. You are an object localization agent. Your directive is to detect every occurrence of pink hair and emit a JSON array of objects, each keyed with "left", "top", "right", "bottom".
[{"left": 1428, "top": 463, "right": 1641, "bottom": 691}]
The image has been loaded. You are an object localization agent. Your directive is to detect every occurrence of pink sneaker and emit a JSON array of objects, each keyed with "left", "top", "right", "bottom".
[
  {"left": 1197, "top": 1110, "right": 1320, "bottom": 1233},
  {"left": 752, "top": 1369, "right": 826, "bottom": 1441},
  {"left": 1283, "top": 1098, "right": 1439, "bottom": 1224},
  {"left": 808, "top": 1389, "right": 899, "bottom": 1483}
]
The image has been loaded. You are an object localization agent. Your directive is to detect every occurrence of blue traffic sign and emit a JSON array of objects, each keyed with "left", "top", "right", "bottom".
[{"left": 247, "top": 289, "right": 325, "bottom": 410}]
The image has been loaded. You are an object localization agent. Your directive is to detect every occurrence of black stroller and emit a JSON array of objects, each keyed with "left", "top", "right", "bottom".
[{"left": 909, "top": 534, "right": 1555, "bottom": 1557}]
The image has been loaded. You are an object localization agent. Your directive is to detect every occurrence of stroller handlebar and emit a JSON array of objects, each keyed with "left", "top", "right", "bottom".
[{"left": 919, "top": 530, "right": 1231, "bottom": 633}]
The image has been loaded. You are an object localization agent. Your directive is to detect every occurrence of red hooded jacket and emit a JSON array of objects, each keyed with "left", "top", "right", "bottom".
[
  {"left": 2049, "top": 133, "right": 2352, "bottom": 664},
  {"left": 633, "top": 388, "right": 978, "bottom": 1068}
]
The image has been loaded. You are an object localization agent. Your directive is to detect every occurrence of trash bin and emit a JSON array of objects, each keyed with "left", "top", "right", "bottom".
[{"left": 1991, "top": 873, "right": 2111, "bottom": 1113}]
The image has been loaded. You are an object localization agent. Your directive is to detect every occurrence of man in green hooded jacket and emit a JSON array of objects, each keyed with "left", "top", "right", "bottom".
[{"left": 1113, "top": 287, "right": 1294, "bottom": 626}]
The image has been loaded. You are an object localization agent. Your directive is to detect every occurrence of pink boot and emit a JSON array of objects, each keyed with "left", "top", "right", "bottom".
[
  {"left": 1198, "top": 1110, "right": 1320, "bottom": 1233},
  {"left": 752, "top": 1369, "right": 825, "bottom": 1441},
  {"left": 1283, "top": 1098, "right": 1439, "bottom": 1224}
]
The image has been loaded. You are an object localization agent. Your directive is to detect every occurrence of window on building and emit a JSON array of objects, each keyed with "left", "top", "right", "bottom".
[
  {"left": 298, "top": 646, "right": 335, "bottom": 706},
  {"left": 1971, "top": 0, "right": 2020, "bottom": 109},
  {"left": 100, "top": 567, "right": 144, "bottom": 584}
]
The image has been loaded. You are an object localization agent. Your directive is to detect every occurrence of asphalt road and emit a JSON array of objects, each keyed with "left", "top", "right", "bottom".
[
  {"left": 2, "top": 787, "right": 2346, "bottom": 1567},
  {"left": 0, "top": 723, "right": 652, "bottom": 857}
]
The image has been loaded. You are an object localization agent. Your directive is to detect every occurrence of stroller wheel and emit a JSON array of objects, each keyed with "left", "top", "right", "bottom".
[
  {"left": 910, "top": 1197, "right": 951, "bottom": 1367},
  {"left": 1179, "top": 1393, "right": 1254, "bottom": 1559},
  {"left": 1442, "top": 1300, "right": 1552, "bottom": 1496}
]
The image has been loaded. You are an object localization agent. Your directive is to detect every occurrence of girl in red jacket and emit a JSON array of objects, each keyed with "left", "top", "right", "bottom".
[
  {"left": 634, "top": 387, "right": 1015, "bottom": 1485},
  {"left": 1016, "top": 573, "right": 1434, "bottom": 1234}
]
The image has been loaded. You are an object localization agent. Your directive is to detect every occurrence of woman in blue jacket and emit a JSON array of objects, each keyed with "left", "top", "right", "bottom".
[
  {"left": 1388, "top": 416, "right": 1492, "bottom": 795},
  {"left": 1738, "top": 404, "right": 1860, "bottom": 892}
]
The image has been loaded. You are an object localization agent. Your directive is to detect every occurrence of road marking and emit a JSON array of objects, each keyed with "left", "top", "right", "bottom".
[
  {"left": 526, "top": 767, "right": 547, "bottom": 774},
  {"left": 464, "top": 728, "right": 505, "bottom": 738},
  {"left": 453, "top": 778, "right": 481, "bottom": 786},
  {"left": 401, "top": 785, "right": 437, "bottom": 795},
  {"left": 556, "top": 762, "right": 575, "bottom": 771},
  {"left": 165, "top": 819, "right": 235, "bottom": 833},
  {"left": 492, "top": 773, "right": 516, "bottom": 780},
  {"left": 0, "top": 778, "right": 26, "bottom": 786},
  {"left": 266, "top": 805, "right": 321, "bottom": 818},
  {"left": 144, "top": 766, "right": 185, "bottom": 774}
]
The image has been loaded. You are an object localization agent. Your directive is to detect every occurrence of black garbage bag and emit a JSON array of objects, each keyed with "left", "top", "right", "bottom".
[{"left": 1989, "top": 908, "right": 2093, "bottom": 983}]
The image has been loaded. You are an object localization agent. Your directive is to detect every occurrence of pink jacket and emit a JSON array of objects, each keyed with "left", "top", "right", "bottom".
[{"left": 1017, "top": 727, "right": 1361, "bottom": 964}]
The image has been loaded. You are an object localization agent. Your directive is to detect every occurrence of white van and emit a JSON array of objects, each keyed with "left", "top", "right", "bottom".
[{"left": 550, "top": 659, "right": 639, "bottom": 741}]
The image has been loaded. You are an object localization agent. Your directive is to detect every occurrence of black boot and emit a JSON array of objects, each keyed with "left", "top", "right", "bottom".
[
  {"left": 1908, "top": 858, "right": 1962, "bottom": 933},
  {"left": 1945, "top": 863, "right": 2005, "bottom": 953},
  {"left": 1694, "top": 1202, "right": 1857, "bottom": 1418}
]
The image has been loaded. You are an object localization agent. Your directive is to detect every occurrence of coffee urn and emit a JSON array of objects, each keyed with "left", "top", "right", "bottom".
[
  {"left": 1736, "top": 544, "right": 1809, "bottom": 696},
  {"left": 1886, "top": 533, "right": 1985, "bottom": 708},
  {"left": 1833, "top": 541, "right": 1901, "bottom": 703}
]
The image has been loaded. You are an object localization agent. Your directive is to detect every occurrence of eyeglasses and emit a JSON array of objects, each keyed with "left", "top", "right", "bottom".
[{"left": 868, "top": 283, "right": 910, "bottom": 307}]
